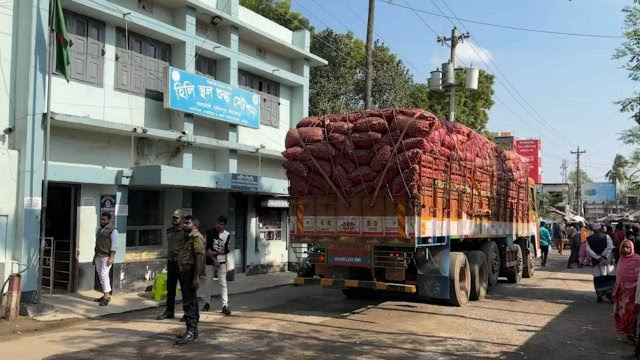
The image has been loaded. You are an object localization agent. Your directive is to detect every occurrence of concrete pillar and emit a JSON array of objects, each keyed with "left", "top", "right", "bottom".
[
  {"left": 12, "top": 0, "right": 49, "bottom": 301},
  {"left": 217, "top": 0, "right": 239, "bottom": 17},
  {"left": 181, "top": 6, "right": 197, "bottom": 170},
  {"left": 218, "top": 25, "right": 240, "bottom": 172},
  {"left": 291, "top": 59, "right": 310, "bottom": 127}
]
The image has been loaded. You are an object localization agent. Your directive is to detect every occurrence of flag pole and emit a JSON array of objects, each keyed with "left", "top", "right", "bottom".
[{"left": 38, "top": 0, "right": 55, "bottom": 303}]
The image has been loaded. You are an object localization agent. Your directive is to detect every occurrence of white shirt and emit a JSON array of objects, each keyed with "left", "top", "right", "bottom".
[
  {"left": 586, "top": 234, "right": 615, "bottom": 277},
  {"left": 212, "top": 230, "right": 230, "bottom": 263}
]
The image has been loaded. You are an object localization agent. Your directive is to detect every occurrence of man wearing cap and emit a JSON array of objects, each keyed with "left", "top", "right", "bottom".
[{"left": 157, "top": 209, "right": 187, "bottom": 320}]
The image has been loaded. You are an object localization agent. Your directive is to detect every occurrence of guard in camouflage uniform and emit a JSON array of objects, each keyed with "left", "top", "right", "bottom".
[
  {"left": 175, "top": 215, "right": 205, "bottom": 346},
  {"left": 157, "top": 209, "right": 186, "bottom": 320}
]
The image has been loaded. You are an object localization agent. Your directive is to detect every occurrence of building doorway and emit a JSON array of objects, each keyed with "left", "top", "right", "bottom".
[
  {"left": 234, "top": 194, "right": 248, "bottom": 273},
  {"left": 42, "top": 184, "right": 78, "bottom": 293}
]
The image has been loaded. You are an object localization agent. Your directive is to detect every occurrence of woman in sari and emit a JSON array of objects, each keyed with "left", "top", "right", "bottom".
[{"left": 614, "top": 239, "right": 640, "bottom": 340}]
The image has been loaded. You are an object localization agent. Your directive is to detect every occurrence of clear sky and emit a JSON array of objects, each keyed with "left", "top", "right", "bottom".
[{"left": 290, "top": 0, "right": 637, "bottom": 183}]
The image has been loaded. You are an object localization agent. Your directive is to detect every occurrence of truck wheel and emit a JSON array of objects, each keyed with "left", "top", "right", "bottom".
[
  {"left": 507, "top": 245, "right": 523, "bottom": 284},
  {"left": 448, "top": 252, "right": 470, "bottom": 306},
  {"left": 467, "top": 251, "right": 488, "bottom": 301},
  {"left": 522, "top": 244, "right": 535, "bottom": 279},
  {"left": 480, "top": 241, "right": 500, "bottom": 287}
]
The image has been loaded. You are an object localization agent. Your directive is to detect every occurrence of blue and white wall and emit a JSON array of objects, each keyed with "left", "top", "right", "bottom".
[{"left": 1, "top": 0, "right": 325, "bottom": 297}]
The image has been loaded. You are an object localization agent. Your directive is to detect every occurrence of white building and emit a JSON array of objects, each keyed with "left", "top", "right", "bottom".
[{"left": 0, "top": 0, "right": 326, "bottom": 299}]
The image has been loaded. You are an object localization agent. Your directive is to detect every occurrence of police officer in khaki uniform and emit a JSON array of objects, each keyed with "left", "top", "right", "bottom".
[
  {"left": 157, "top": 209, "right": 186, "bottom": 320},
  {"left": 175, "top": 215, "right": 205, "bottom": 346}
]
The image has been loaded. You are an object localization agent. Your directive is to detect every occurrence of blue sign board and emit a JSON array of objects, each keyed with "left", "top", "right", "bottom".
[
  {"left": 164, "top": 67, "right": 260, "bottom": 128},
  {"left": 582, "top": 182, "right": 617, "bottom": 202}
]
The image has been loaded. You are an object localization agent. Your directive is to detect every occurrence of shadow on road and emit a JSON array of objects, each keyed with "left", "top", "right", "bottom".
[{"left": 39, "top": 253, "right": 634, "bottom": 359}]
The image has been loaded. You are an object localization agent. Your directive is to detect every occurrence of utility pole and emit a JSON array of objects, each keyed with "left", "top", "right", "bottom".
[
  {"left": 364, "top": 0, "right": 375, "bottom": 109},
  {"left": 437, "top": 27, "right": 470, "bottom": 122},
  {"left": 571, "top": 147, "right": 586, "bottom": 216},
  {"left": 561, "top": 159, "right": 570, "bottom": 208}
]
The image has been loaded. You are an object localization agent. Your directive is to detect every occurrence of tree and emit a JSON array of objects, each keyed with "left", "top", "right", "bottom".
[
  {"left": 568, "top": 169, "right": 592, "bottom": 187},
  {"left": 605, "top": 154, "right": 630, "bottom": 189},
  {"left": 309, "top": 30, "right": 364, "bottom": 115},
  {"left": 613, "top": 1, "right": 640, "bottom": 124},
  {"left": 367, "top": 40, "right": 415, "bottom": 109},
  {"left": 410, "top": 70, "right": 496, "bottom": 131},
  {"left": 239, "top": 0, "right": 312, "bottom": 31},
  {"left": 309, "top": 32, "right": 415, "bottom": 115}
]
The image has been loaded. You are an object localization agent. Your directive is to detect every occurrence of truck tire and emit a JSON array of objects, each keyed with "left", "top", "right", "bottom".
[
  {"left": 480, "top": 241, "right": 500, "bottom": 287},
  {"left": 522, "top": 243, "right": 535, "bottom": 279},
  {"left": 467, "top": 251, "right": 488, "bottom": 301},
  {"left": 448, "top": 252, "right": 470, "bottom": 306},
  {"left": 507, "top": 245, "right": 523, "bottom": 284}
]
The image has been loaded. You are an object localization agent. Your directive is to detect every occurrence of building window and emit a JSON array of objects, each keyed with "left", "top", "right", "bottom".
[
  {"left": 115, "top": 28, "right": 170, "bottom": 100},
  {"left": 195, "top": 56, "right": 216, "bottom": 79},
  {"left": 57, "top": 10, "right": 105, "bottom": 85},
  {"left": 257, "top": 208, "right": 283, "bottom": 241},
  {"left": 238, "top": 70, "right": 280, "bottom": 128},
  {"left": 126, "top": 190, "right": 163, "bottom": 248}
]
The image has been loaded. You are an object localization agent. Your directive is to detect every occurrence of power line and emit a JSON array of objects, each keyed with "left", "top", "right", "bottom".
[
  {"left": 334, "top": 0, "right": 426, "bottom": 79},
  {"left": 382, "top": 0, "right": 626, "bottom": 39},
  {"left": 398, "top": 0, "right": 568, "bottom": 150},
  {"left": 433, "top": 0, "right": 578, "bottom": 149}
]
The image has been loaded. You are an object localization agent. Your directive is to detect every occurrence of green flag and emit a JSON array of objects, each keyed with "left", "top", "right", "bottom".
[{"left": 53, "top": 0, "right": 70, "bottom": 82}]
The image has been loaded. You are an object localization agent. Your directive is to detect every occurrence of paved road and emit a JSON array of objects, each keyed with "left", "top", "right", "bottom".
[{"left": 1, "top": 253, "right": 634, "bottom": 359}]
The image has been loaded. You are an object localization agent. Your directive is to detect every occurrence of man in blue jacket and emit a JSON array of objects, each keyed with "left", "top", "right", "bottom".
[{"left": 540, "top": 221, "right": 551, "bottom": 267}]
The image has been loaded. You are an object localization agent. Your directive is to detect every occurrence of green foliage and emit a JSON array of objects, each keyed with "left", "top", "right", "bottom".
[
  {"left": 568, "top": 169, "right": 592, "bottom": 187},
  {"left": 239, "top": 0, "right": 312, "bottom": 31},
  {"left": 409, "top": 70, "right": 495, "bottom": 131},
  {"left": 605, "top": 154, "right": 630, "bottom": 188},
  {"left": 241, "top": 1, "right": 495, "bottom": 132},
  {"left": 309, "top": 30, "right": 364, "bottom": 115},
  {"left": 367, "top": 40, "right": 415, "bottom": 109},
  {"left": 613, "top": 1, "right": 640, "bottom": 124}
]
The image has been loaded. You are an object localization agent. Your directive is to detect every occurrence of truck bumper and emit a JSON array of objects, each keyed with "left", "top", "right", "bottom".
[
  {"left": 317, "top": 278, "right": 417, "bottom": 293},
  {"left": 293, "top": 277, "right": 322, "bottom": 286}
]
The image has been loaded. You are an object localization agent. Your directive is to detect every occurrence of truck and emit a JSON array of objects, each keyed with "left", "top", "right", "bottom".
[{"left": 285, "top": 108, "right": 539, "bottom": 306}]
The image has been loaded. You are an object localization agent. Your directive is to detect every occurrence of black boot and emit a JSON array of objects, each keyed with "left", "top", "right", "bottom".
[
  {"left": 175, "top": 329, "right": 198, "bottom": 345},
  {"left": 157, "top": 311, "right": 174, "bottom": 320}
]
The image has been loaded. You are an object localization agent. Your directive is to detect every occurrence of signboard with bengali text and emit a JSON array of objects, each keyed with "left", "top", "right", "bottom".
[
  {"left": 515, "top": 138, "right": 542, "bottom": 183},
  {"left": 164, "top": 67, "right": 260, "bottom": 128}
]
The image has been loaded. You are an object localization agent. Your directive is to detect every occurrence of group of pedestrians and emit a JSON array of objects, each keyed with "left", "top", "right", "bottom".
[
  {"left": 92, "top": 209, "right": 232, "bottom": 346},
  {"left": 549, "top": 220, "right": 640, "bottom": 359}
]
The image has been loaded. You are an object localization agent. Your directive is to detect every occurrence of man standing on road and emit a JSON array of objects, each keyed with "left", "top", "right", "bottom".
[
  {"left": 586, "top": 223, "right": 616, "bottom": 303},
  {"left": 94, "top": 212, "right": 117, "bottom": 306},
  {"left": 540, "top": 221, "right": 551, "bottom": 267},
  {"left": 175, "top": 215, "right": 205, "bottom": 346},
  {"left": 567, "top": 225, "right": 581, "bottom": 268},
  {"left": 157, "top": 209, "right": 186, "bottom": 320},
  {"left": 202, "top": 215, "right": 232, "bottom": 316}
]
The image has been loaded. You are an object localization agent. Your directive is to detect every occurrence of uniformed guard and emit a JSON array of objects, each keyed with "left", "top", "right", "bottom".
[
  {"left": 175, "top": 214, "right": 205, "bottom": 346},
  {"left": 157, "top": 209, "right": 186, "bottom": 320}
]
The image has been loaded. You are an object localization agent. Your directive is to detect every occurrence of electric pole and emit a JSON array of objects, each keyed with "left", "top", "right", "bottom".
[
  {"left": 571, "top": 147, "right": 586, "bottom": 216},
  {"left": 437, "top": 27, "right": 470, "bottom": 122},
  {"left": 365, "top": 0, "right": 375, "bottom": 109},
  {"left": 561, "top": 159, "right": 570, "bottom": 208}
]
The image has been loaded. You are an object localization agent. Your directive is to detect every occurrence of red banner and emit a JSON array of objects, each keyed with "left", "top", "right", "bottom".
[{"left": 515, "top": 139, "right": 542, "bottom": 183}]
